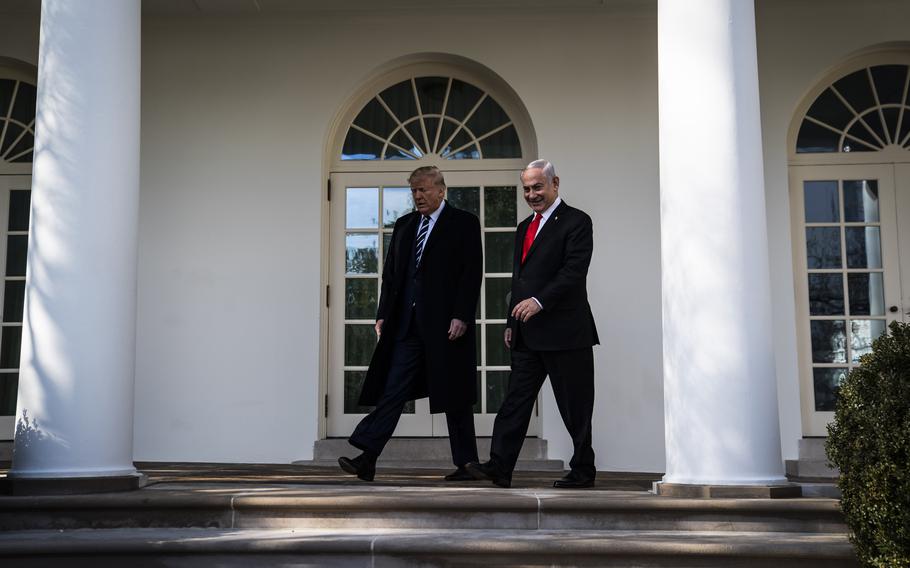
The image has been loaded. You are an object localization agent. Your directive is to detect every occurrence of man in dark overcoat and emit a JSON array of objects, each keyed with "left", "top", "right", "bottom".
[
  {"left": 467, "top": 159, "right": 600, "bottom": 489},
  {"left": 338, "top": 166, "right": 483, "bottom": 482}
]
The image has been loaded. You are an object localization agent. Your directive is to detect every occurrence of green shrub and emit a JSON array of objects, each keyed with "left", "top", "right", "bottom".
[{"left": 826, "top": 321, "right": 910, "bottom": 568}]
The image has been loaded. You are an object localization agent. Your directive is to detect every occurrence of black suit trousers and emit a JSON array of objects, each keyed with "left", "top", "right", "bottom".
[
  {"left": 349, "top": 321, "right": 478, "bottom": 467},
  {"left": 491, "top": 346, "right": 596, "bottom": 479}
]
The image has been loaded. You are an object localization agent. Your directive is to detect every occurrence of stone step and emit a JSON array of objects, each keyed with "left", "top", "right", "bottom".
[
  {"left": 309, "top": 437, "right": 561, "bottom": 470},
  {"left": 0, "top": 527, "right": 859, "bottom": 567},
  {"left": 798, "top": 438, "right": 830, "bottom": 461},
  {"left": 786, "top": 459, "right": 839, "bottom": 480},
  {"left": 0, "top": 484, "right": 847, "bottom": 534}
]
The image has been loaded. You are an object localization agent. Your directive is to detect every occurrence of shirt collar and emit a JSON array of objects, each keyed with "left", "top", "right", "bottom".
[
  {"left": 425, "top": 199, "right": 445, "bottom": 223},
  {"left": 536, "top": 196, "right": 561, "bottom": 221}
]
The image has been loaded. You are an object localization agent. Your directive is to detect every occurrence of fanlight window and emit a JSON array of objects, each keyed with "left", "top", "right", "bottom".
[
  {"left": 342, "top": 76, "right": 521, "bottom": 161},
  {"left": 797, "top": 65, "right": 910, "bottom": 153},
  {"left": 0, "top": 78, "right": 36, "bottom": 164}
]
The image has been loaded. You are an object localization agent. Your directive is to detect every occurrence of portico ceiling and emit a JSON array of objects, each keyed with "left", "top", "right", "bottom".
[{"left": 0, "top": 0, "right": 647, "bottom": 16}]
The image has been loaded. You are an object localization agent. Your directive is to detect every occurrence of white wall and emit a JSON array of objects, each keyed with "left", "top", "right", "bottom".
[
  {"left": 755, "top": 0, "right": 910, "bottom": 459},
  {"left": 134, "top": 5, "right": 666, "bottom": 468}
]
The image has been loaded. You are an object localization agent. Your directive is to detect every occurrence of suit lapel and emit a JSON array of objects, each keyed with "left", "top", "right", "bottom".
[{"left": 522, "top": 201, "right": 567, "bottom": 265}]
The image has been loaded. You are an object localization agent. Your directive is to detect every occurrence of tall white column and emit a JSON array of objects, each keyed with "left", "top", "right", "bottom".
[
  {"left": 657, "top": 0, "right": 787, "bottom": 486},
  {"left": 10, "top": 1, "right": 141, "bottom": 481}
]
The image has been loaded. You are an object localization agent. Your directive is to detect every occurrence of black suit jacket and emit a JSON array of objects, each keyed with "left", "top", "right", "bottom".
[
  {"left": 360, "top": 201, "right": 483, "bottom": 413},
  {"left": 509, "top": 200, "right": 599, "bottom": 351}
]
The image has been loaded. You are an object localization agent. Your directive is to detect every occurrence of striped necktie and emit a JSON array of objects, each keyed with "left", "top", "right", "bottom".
[{"left": 414, "top": 215, "right": 430, "bottom": 267}]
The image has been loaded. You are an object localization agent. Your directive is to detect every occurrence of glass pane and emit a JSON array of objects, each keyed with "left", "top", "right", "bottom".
[
  {"left": 796, "top": 120, "right": 840, "bottom": 153},
  {"left": 423, "top": 117, "right": 440, "bottom": 151},
  {"left": 352, "top": 97, "right": 397, "bottom": 140},
  {"left": 475, "top": 329, "right": 481, "bottom": 365},
  {"left": 382, "top": 232, "right": 392, "bottom": 261},
  {"left": 834, "top": 70, "right": 876, "bottom": 113},
  {"left": 379, "top": 80, "right": 418, "bottom": 123},
  {"left": 346, "top": 233, "right": 378, "bottom": 274},
  {"left": 1, "top": 123, "right": 23, "bottom": 155},
  {"left": 466, "top": 96, "right": 509, "bottom": 138},
  {"left": 486, "top": 370, "right": 510, "bottom": 414},
  {"left": 473, "top": 371, "right": 482, "bottom": 414},
  {"left": 8, "top": 190, "right": 30, "bottom": 232},
  {"left": 845, "top": 226, "right": 882, "bottom": 268},
  {"left": 384, "top": 129, "right": 420, "bottom": 160},
  {"left": 344, "top": 324, "right": 376, "bottom": 366},
  {"left": 9, "top": 151, "right": 32, "bottom": 164},
  {"left": 345, "top": 278, "right": 377, "bottom": 320},
  {"left": 445, "top": 79, "right": 484, "bottom": 122},
  {"left": 485, "top": 232, "right": 515, "bottom": 273},
  {"left": 870, "top": 65, "right": 908, "bottom": 104},
  {"left": 479, "top": 125, "right": 521, "bottom": 159},
  {"left": 850, "top": 319, "right": 887, "bottom": 363},
  {"left": 342, "top": 129, "right": 383, "bottom": 161},
  {"left": 484, "top": 186, "right": 517, "bottom": 228},
  {"left": 810, "top": 319, "right": 846, "bottom": 363},
  {"left": 485, "top": 277, "right": 511, "bottom": 319},
  {"left": 860, "top": 110, "right": 889, "bottom": 146},
  {"left": 449, "top": 144, "right": 479, "bottom": 160},
  {"left": 0, "top": 372, "right": 17, "bottom": 416},
  {"left": 0, "top": 326, "right": 22, "bottom": 368},
  {"left": 844, "top": 123, "right": 880, "bottom": 151},
  {"left": 403, "top": 120, "right": 425, "bottom": 152},
  {"left": 843, "top": 180, "right": 879, "bottom": 222},
  {"left": 808, "top": 273, "right": 844, "bottom": 316},
  {"left": 344, "top": 370, "right": 372, "bottom": 414},
  {"left": 437, "top": 119, "right": 458, "bottom": 153},
  {"left": 7, "top": 131, "right": 33, "bottom": 158},
  {"left": 10, "top": 82, "right": 36, "bottom": 124},
  {"left": 442, "top": 129, "right": 473, "bottom": 158},
  {"left": 382, "top": 187, "right": 413, "bottom": 228},
  {"left": 805, "top": 227, "right": 841, "bottom": 269},
  {"left": 0, "top": 80, "right": 14, "bottom": 119},
  {"left": 415, "top": 76, "right": 448, "bottom": 116},
  {"left": 346, "top": 187, "right": 378, "bottom": 229},
  {"left": 847, "top": 273, "right": 884, "bottom": 316},
  {"left": 3, "top": 280, "right": 25, "bottom": 323},
  {"left": 486, "top": 323, "right": 509, "bottom": 366},
  {"left": 447, "top": 187, "right": 480, "bottom": 217},
  {"left": 5, "top": 235, "right": 28, "bottom": 277},
  {"left": 803, "top": 181, "right": 839, "bottom": 223},
  {"left": 806, "top": 88, "right": 854, "bottom": 131},
  {"left": 813, "top": 367, "right": 846, "bottom": 412}
]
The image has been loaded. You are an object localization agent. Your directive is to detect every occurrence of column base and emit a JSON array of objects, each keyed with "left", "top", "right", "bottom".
[
  {"left": 655, "top": 481, "right": 802, "bottom": 499},
  {"left": 0, "top": 473, "right": 148, "bottom": 496}
]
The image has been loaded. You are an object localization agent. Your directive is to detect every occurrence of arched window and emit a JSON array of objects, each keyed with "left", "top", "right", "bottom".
[
  {"left": 796, "top": 64, "right": 910, "bottom": 153},
  {"left": 341, "top": 76, "right": 521, "bottom": 161},
  {"left": 0, "top": 77, "right": 36, "bottom": 164}
]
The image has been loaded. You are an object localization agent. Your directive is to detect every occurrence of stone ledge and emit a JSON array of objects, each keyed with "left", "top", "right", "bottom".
[
  {"left": 0, "top": 473, "right": 148, "bottom": 496},
  {"left": 655, "top": 482, "right": 802, "bottom": 499}
]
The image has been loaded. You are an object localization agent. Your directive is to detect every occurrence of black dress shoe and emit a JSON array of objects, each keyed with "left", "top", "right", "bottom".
[
  {"left": 338, "top": 453, "right": 376, "bottom": 482},
  {"left": 444, "top": 466, "right": 477, "bottom": 481},
  {"left": 464, "top": 461, "right": 511, "bottom": 488},
  {"left": 553, "top": 472, "right": 594, "bottom": 489}
]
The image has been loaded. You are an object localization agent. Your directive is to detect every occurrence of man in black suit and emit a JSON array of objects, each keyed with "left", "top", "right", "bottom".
[
  {"left": 339, "top": 166, "right": 482, "bottom": 482},
  {"left": 467, "top": 160, "right": 599, "bottom": 488}
]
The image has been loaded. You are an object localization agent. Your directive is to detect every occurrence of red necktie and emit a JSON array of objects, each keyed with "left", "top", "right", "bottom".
[{"left": 521, "top": 213, "right": 543, "bottom": 263}]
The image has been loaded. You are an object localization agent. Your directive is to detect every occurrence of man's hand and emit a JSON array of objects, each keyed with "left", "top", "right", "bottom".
[
  {"left": 375, "top": 319, "right": 384, "bottom": 337},
  {"left": 511, "top": 298, "right": 541, "bottom": 322},
  {"left": 448, "top": 318, "right": 467, "bottom": 340},
  {"left": 504, "top": 327, "right": 512, "bottom": 348}
]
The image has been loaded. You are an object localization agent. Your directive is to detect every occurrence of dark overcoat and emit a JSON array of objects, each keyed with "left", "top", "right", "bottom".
[
  {"left": 508, "top": 200, "right": 600, "bottom": 351},
  {"left": 359, "top": 201, "right": 483, "bottom": 413}
]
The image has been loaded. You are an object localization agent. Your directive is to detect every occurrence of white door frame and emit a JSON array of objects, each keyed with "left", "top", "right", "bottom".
[
  {"left": 326, "top": 169, "right": 541, "bottom": 438},
  {"left": 789, "top": 164, "right": 903, "bottom": 436}
]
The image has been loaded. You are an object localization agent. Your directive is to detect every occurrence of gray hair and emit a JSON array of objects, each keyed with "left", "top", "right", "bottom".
[
  {"left": 408, "top": 165, "right": 446, "bottom": 188},
  {"left": 522, "top": 159, "right": 556, "bottom": 182}
]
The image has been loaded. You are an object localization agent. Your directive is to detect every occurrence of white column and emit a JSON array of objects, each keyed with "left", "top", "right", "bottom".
[
  {"left": 657, "top": 0, "right": 786, "bottom": 485},
  {"left": 10, "top": 1, "right": 141, "bottom": 479}
]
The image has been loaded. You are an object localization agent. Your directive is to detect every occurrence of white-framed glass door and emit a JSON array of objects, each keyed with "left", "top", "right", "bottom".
[
  {"left": 0, "top": 175, "right": 29, "bottom": 440},
  {"left": 790, "top": 165, "right": 903, "bottom": 436},
  {"left": 327, "top": 169, "right": 540, "bottom": 437}
]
